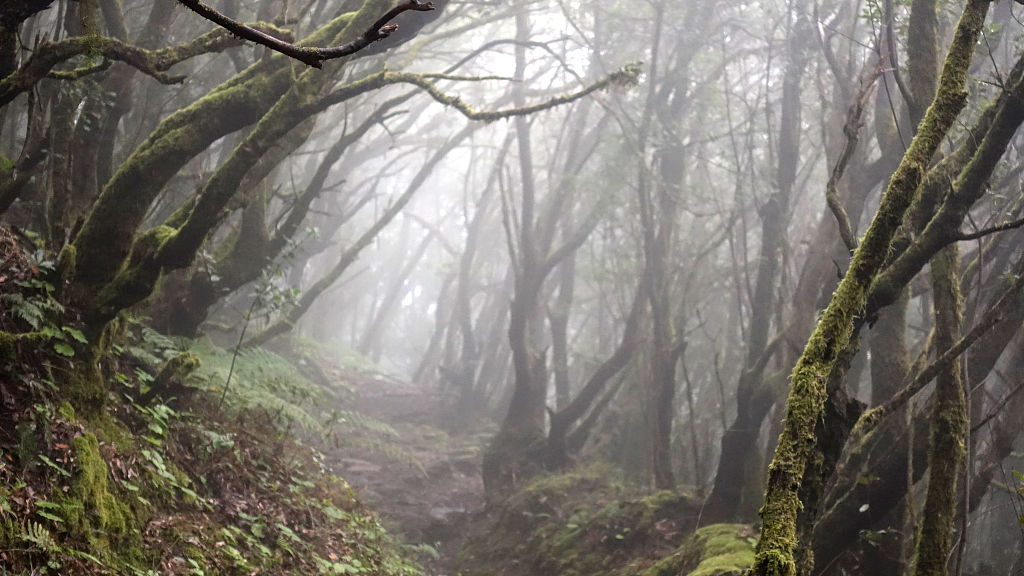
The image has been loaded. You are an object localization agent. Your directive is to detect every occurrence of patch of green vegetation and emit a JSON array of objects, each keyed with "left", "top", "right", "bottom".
[
  {"left": 61, "top": 433, "right": 136, "bottom": 542},
  {"left": 0, "top": 316, "right": 422, "bottom": 574},
  {"left": 88, "top": 411, "right": 133, "bottom": 451},
  {"left": 686, "top": 524, "right": 756, "bottom": 576},
  {"left": 637, "top": 524, "right": 755, "bottom": 576},
  {"left": 459, "top": 465, "right": 702, "bottom": 576}
]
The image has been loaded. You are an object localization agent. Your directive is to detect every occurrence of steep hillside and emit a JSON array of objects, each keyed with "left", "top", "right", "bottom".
[{"left": 0, "top": 244, "right": 422, "bottom": 576}]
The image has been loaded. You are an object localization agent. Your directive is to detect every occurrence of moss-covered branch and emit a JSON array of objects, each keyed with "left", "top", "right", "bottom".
[
  {"left": 84, "top": 63, "right": 634, "bottom": 330},
  {"left": 850, "top": 270, "right": 1020, "bottom": 440},
  {"left": 0, "top": 330, "right": 51, "bottom": 363},
  {"left": 0, "top": 24, "right": 292, "bottom": 107},
  {"left": 747, "top": 3, "right": 989, "bottom": 575},
  {"left": 318, "top": 63, "right": 643, "bottom": 121},
  {"left": 66, "top": 3, "right": 371, "bottom": 309},
  {"left": 867, "top": 50, "right": 1024, "bottom": 315},
  {"left": 152, "top": 98, "right": 407, "bottom": 336}
]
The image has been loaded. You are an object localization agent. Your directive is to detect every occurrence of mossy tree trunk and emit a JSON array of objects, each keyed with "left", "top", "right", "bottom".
[
  {"left": 805, "top": 45, "right": 1024, "bottom": 572},
  {"left": 747, "top": 3, "right": 989, "bottom": 575},
  {"left": 812, "top": 253, "right": 1024, "bottom": 570},
  {"left": 910, "top": 243, "right": 966, "bottom": 576},
  {"left": 867, "top": 51, "right": 1024, "bottom": 317}
]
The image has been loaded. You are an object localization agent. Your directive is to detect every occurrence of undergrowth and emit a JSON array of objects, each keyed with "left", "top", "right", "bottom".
[
  {"left": 458, "top": 464, "right": 709, "bottom": 576},
  {"left": 186, "top": 338, "right": 420, "bottom": 468},
  {"left": 0, "top": 229, "right": 421, "bottom": 575}
]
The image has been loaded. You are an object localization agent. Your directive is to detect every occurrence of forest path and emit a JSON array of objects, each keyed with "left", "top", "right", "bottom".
[{"left": 321, "top": 369, "right": 488, "bottom": 575}]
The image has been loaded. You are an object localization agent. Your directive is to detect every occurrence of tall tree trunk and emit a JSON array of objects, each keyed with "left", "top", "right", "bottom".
[
  {"left": 911, "top": 244, "right": 966, "bottom": 576},
  {"left": 705, "top": 6, "right": 808, "bottom": 522},
  {"left": 482, "top": 11, "right": 548, "bottom": 500}
]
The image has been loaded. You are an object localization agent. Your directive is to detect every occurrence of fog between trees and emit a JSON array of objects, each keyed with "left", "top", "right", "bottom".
[{"left": 1, "top": 0, "right": 1024, "bottom": 575}]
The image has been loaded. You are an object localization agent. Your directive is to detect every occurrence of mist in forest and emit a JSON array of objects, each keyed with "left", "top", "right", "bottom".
[{"left": 0, "top": 0, "right": 1023, "bottom": 575}]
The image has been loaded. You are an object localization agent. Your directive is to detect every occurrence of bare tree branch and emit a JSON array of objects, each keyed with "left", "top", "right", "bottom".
[
  {"left": 825, "top": 63, "right": 882, "bottom": 252},
  {"left": 174, "top": 0, "right": 435, "bottom": 68},
  {"left": 954, "top": 215, "right": 1024, "bottom": 241}
]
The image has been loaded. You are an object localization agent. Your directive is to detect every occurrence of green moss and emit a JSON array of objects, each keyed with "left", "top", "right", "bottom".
[
  {"left": 89, "top": 412, "right": 133, "bottom": 452},
  {"left": 17, "top": 421, "right": 36, "bottom": 468},
  {"left": 57, "top": 401, "right": 76, "bottom": 422},
  {"left": 639, "top": 525, "right": 755, "bottom": 576},
  {"left": 0, "top": 518, "right": 16, "bottom": 549},
  {"left": 88, "top": 225, "right": 179, "bottom": 326},
  {"left": 56, "top": 431, "right": 151, "bottom": 569},
  {"left": 64, "top": 362, "right": 106, "bottom": 417},
  {"left": 643, "top": 553, "right": 689, "bottom": 576},
  {"left": 460, "top": 465, "right": 621, "bottom": 575},
  {"left": 69, "top": 3, "right": 359, "bottom": 302},
  {"left": 0, "top": 331, "right": 15, "bottom": 363},
  {"left": 63, "top": 433, "right": 130, "bottom": 536},
  {"left": 154, "top": 350, "right": 201, "bottom": 387},
  {"left": 0, "top": 330, "right": 52, "bottom": 363},
  {"left": 689, "top": 525, "right": 756, "bottom": 576}
]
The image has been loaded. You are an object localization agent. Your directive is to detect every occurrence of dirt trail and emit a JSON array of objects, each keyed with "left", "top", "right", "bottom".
[{"left": 323, "top": 371, "right": 488, "bottom": 575}]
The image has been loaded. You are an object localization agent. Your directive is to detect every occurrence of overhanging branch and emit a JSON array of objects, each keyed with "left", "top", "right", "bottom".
[
  {"left": 316, "top": 63, "right": 643, "bottom": 121},
  {"left": 0, "top": 25, "right": 289, "bottom": 106},
  {"left": 174, "top": 0, "right": 435, "bottom": 68}
]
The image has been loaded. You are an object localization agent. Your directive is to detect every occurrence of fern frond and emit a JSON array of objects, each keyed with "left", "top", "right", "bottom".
[{"left": 21, "top": 519, "right": 56, "bottom": 551}]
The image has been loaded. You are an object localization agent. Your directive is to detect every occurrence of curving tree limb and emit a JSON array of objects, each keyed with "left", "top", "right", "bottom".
[
  {"left": 174, "top": 0, "right": 435, "bottom": 68},
  {"left": 0, "top": 24, "right": 292, "bottom": 107}
]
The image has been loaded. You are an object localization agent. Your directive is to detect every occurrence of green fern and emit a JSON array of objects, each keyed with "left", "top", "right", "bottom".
[
  {"left": 1, "top": 292, "right": 63, "bottom": 330},
  {"left": 186, "top": 340, "right": 415, "bottom": 464},
  {"left": 21, "top": 519, "right": 56, "bottom": 551}
]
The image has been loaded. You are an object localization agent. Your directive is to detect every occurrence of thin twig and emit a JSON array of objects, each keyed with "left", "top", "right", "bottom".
[
  {"left": 954, "top": 215, "right": 1024, "bottom": 241},
  {"left": 971, "top": 378, "right": 1024, "bottom": 433},
  {"left": 219, "top": 294, "right": 261, "bottom": 410}
]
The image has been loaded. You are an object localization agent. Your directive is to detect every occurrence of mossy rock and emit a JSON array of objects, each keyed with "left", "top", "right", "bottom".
[{"left": 640, "top": 524, "right": 756, "bottom": 576}]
